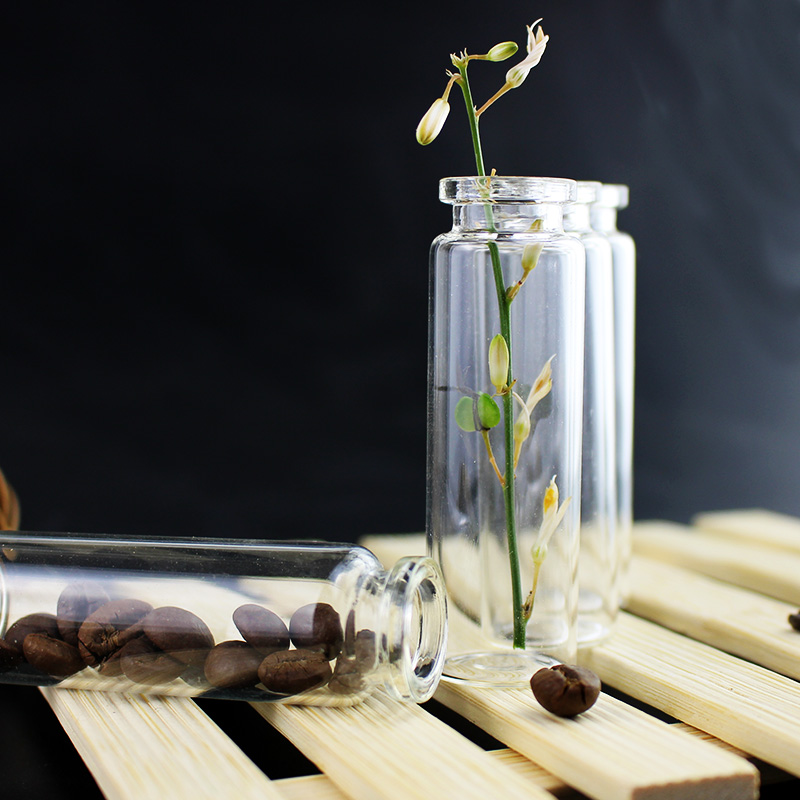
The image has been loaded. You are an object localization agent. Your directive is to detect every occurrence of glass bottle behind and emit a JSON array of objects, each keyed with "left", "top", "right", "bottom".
[
  {"left": 0, "top": 533, "right": 447, "bottom": 705},
  {"left": 427, "top": 176, "right": 585, "bottom": 686},
  {"left": 564, "top": 181, "right": 618, "bottom": 646},
  {"left": 591, "top": 183, "right": 636, "bottom": 606}
]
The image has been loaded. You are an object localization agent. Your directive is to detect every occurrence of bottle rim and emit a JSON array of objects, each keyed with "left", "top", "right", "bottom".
[
  {"left": 439, "top": 176, "right": 576, "bottom": 205},
  {"left": 593, "top": 183, "right": 629, "bottom": 210},
  {"left": 380, "top": 556, "right": 448, "bottom": 703}
]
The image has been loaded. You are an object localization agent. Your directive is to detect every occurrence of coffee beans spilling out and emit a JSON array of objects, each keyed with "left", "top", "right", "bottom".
[
  {"left": 0, "top": 584, "right": 376, "bottom": 701},
  {"left": 530, "top": 664, "right": 601, "bottom": 717}
]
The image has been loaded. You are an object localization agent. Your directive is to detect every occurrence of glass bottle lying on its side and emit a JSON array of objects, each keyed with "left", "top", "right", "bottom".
[{"left": 0, "top": 533, "right": 447, "bottom": 706}]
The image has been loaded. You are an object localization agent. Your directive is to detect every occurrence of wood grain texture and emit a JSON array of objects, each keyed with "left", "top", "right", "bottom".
[
  {"left": 253, "top": 691, "right": 556, "bottom": 800},
  {"left": 632, "top": 520, "right": 800, "bottom": 605},
  {"left": 435, "top": 680, "right": 756, "bottom": 800},
  {"left": 583, "top": 612, "right": 800, "bottom": 779},
  {"left": 626, "top": 554, "right": 800, "bottom": 679},
  {"left": 41, "top": 688, "right": 283, "bottom": 800},
  {"left": 691, "top": 509, "right": 800, "bottom": 554}
]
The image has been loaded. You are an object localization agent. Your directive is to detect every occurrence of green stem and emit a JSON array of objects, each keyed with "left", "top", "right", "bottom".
[{"left": 456, "top": 62, "right": 526, "bottom": 650}]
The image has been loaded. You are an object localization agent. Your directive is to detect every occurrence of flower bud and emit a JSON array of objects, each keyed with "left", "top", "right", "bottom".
[
  {"left": 486, "top": 41, "right": 518, "bottom": 62},
  {"left": 488, "top": 334, "right": 509, "bottom": 393},
  {"left": 415, "top": 98, "right": 450, "bottom": 145},
  {"left": 521, "top": 242, "right": 543, "bottom": 274}
]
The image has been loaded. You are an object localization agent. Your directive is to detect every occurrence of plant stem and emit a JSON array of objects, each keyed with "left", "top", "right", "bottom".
[{"left": 456, "top": 62, "right": 526, "bottom": 649}]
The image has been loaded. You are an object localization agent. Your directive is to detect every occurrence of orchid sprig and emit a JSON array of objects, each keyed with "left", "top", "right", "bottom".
[
  {"left": 523, "top": 476, "right": 571, "bottom": 621},
  {"left": 417, "top": 18, "right": 550, "bottom": 650}
]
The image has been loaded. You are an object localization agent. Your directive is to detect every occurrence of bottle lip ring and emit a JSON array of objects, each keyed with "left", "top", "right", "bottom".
[
  {"left": 593, "top": 183, "right": 629, "bottom": 209},
  {"left": 381, "top": 556, "right": 448, "bottom": 703},
  {"left": 439, "top": 176, "right": 577, "bottom": 205}
]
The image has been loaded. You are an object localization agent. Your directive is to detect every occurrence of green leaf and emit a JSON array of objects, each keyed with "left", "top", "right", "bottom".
[
  {"left": 454, "top": 396, "right": 477, "bottom": 432},
  {"left": 476, "top": 393, "right": 501, "bottom": 429}
]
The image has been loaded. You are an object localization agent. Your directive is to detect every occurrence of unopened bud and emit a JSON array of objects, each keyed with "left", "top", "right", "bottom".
[
  {"left": 486, "top": 41, "right": 518, "bottom": 62},
  {"left": 522, "top": 242, "right": 544, "bottom": 274},
  {"left": 415, "top": 98, "right": 450, "bottom": 145},
  {"left": 488, "top": 334, "right": 510, "bottom": 393}
]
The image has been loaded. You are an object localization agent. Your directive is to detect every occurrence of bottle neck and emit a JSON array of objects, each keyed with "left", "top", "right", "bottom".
[
  {"left": 452, "top": 202, "right": 564, "bottom": 233},
  {"left": 563, "top": 201, "right": 593, "bottom": 234},
  {"left": 590, "top": 205, "right": 619, "bottom": 233},
  {"left": 374, "top": 556, "right": 447, "bottom": 702}
]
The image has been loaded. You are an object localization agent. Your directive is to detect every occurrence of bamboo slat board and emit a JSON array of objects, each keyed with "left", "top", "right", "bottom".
[{"left": 22, "top": 510, "right": 800, "bottom": 799}]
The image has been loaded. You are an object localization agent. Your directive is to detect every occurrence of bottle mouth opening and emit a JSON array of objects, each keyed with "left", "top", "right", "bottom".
[
  {"left": 440, "top": 176, "right": 576, "bottom": 205},
  {"left": 381, "top": 556, "right": 448, "bottom": 703}
]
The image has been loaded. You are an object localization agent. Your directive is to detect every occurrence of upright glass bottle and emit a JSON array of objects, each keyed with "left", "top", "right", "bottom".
[
  {"left": 564, "top": 181, "right": 618, "bottom": 646},
  {"left": 0, "top": 533, "right": 447, "bottom": 705},
  {"left": 427, "top": 176, "right": 585, "bottom": 685},
  {"left": 591, "top": 183, "right": 636, "bottom": 605}
]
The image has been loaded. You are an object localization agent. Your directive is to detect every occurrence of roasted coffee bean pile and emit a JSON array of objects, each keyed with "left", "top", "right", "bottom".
[{"left": 0, "top": 583, "right": 376, "bottom": 699}]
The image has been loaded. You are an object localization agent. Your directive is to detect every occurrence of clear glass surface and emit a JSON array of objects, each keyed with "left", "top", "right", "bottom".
[
  {"left": 591, "top": 184, "right": 636, "bottom": 605},
  {"left": 0, "top": 533, "right": 447, "bottom": 704},
  {"left": 427, "top": 177, "right": 584, "bottom": 684}
]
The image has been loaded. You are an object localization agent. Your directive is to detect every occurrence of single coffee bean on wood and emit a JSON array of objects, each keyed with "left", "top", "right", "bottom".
[
  {"left": 140, "top": 606, "right": 214, "bottom": 667},
  {"left": 530, "top": 664, "right": 601, "bottom": 717},
  {"left": 5, "top": 613, "right": 60, "bottom": 653},
  {"left": 57, "top": 582, "right": 111, "bottom": 646},
  {"left": 233, "top": 604, "right": 290, "bottom": 654},
  {"left": 289, "top": 603, "right": 343, "bottom": 660},
  {"left": 77, "top": 598, "right": 153, "bottom": 667},
  {"left": 204, "top": 641, "right": 263, "bottom": 690},
  {"left": 119, "top": 637, "right": 186, "bottom": 685},
  {"left": 258, "top": 648, "right": 332, "bottom": 694},
  {"left": 23, "top": 633, "right": 85, "bottom": 678}
]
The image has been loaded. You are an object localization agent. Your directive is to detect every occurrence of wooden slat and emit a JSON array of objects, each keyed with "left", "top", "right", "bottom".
[
  {"left": 626, "top": 554, "right": 800, "bottom": 679},
  {"left": 692, "top": 508, "right": 800, "bottom": 554},
  {"left": 274, "top": 747, "right": 574, "bottom": 800},
  {"left": 252, "top": 692, "right": 557, "bottom": 800},
  {"left": 632, "top": 520, "right": 800, "bottom": 605},
  {"left": 582, "top": 612, "right": 800, "bottom": 779},
  {"left": 41, "top": 688, "right": 283, "bottom": 800},
  {"left": 435, "top": 680, "right": 756, "bottom": 800}
]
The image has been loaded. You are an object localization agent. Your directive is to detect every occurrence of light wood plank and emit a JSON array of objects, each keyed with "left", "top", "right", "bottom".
[
  {"left": 632, "top": 520, "right": 800, "bottom": 605},
  {"left": 626, "top": 554, "right": 800, "bottom": 679},
  {"left": 582, "top": 612, "right": 800, "bottom": 779},
  {"left": 252, "top": 691, "right": 557, "bottom": 800},
  {"left": 41, "top": 688, "right": 283, "bottom": 800},
  {"left": 273, "top": 747, "right": 572, "bottom": 800},
  {"left": 435, "top": 680, "right": 756, "bottom": 800},
  {"left": 692, "top": 508, "right": 800, "bottom": 554}
]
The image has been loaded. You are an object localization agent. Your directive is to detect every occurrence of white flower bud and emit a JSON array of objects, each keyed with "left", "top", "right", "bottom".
[
  {"left": 488, "top": 334, "right": 509, "bottom": 393},
  {"left": 415, "top": 98, "right": 450, "bottom": 145},
  {"left": 486, "top": 41, "right": 518, "bottom": 62}
]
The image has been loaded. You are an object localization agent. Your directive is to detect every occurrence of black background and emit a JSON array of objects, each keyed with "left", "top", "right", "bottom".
[
  {"left": 3, "top": 1, "right": 800, "bottom": 796},
  {"left": 4, "top": 1, "right": 800, "bottom": 542}
]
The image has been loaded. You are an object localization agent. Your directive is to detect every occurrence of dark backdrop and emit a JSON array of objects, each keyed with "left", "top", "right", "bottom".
[
  {"left": 4, "top": 1, "right": 800, "bottom": 540},
  {"left": 3, "top": 2, "right": 800, "bottom": 797}
]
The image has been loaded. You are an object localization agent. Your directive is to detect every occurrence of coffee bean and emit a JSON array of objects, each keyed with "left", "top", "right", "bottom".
[
  {"left": 0, "top": 638, "right": 24, "bottom": 669},
  {"left": 328, "top": 657, "right": 367, "bottom": 695},
  {"left": 789, "top": 611, "right": 800, "bottom": 632},
  {"left": 119, "top": 637, "right": 186, "bottom": 685},
  {"left": 56, "top": 582, "right": 111, "bottom": 646},
  {"left": 5, "top": 613, "right": 60, "bottom": 653},
  {"left": 258, "top": 648, "right": 332, "bottom": 694},
  {"left": 23, "top": 633, "right": 85, "bottom": 678},
  {"left": 530, "top": 664, "right": 601, "bottom": 717},
  {"left": 204, "top": 641, "right": 263, "bottom": 690},
  {"left": 289, "top": 603, "right": 343, "bottom": 660},
  {"left": 77, "top": 599, "right": 152, "bottom": 667},
  {"left": 233, "top": 604, "right": 289, "bottom": 654},
  {"left": 140, "top": 606, "right": 213, "bottom": 667}
]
